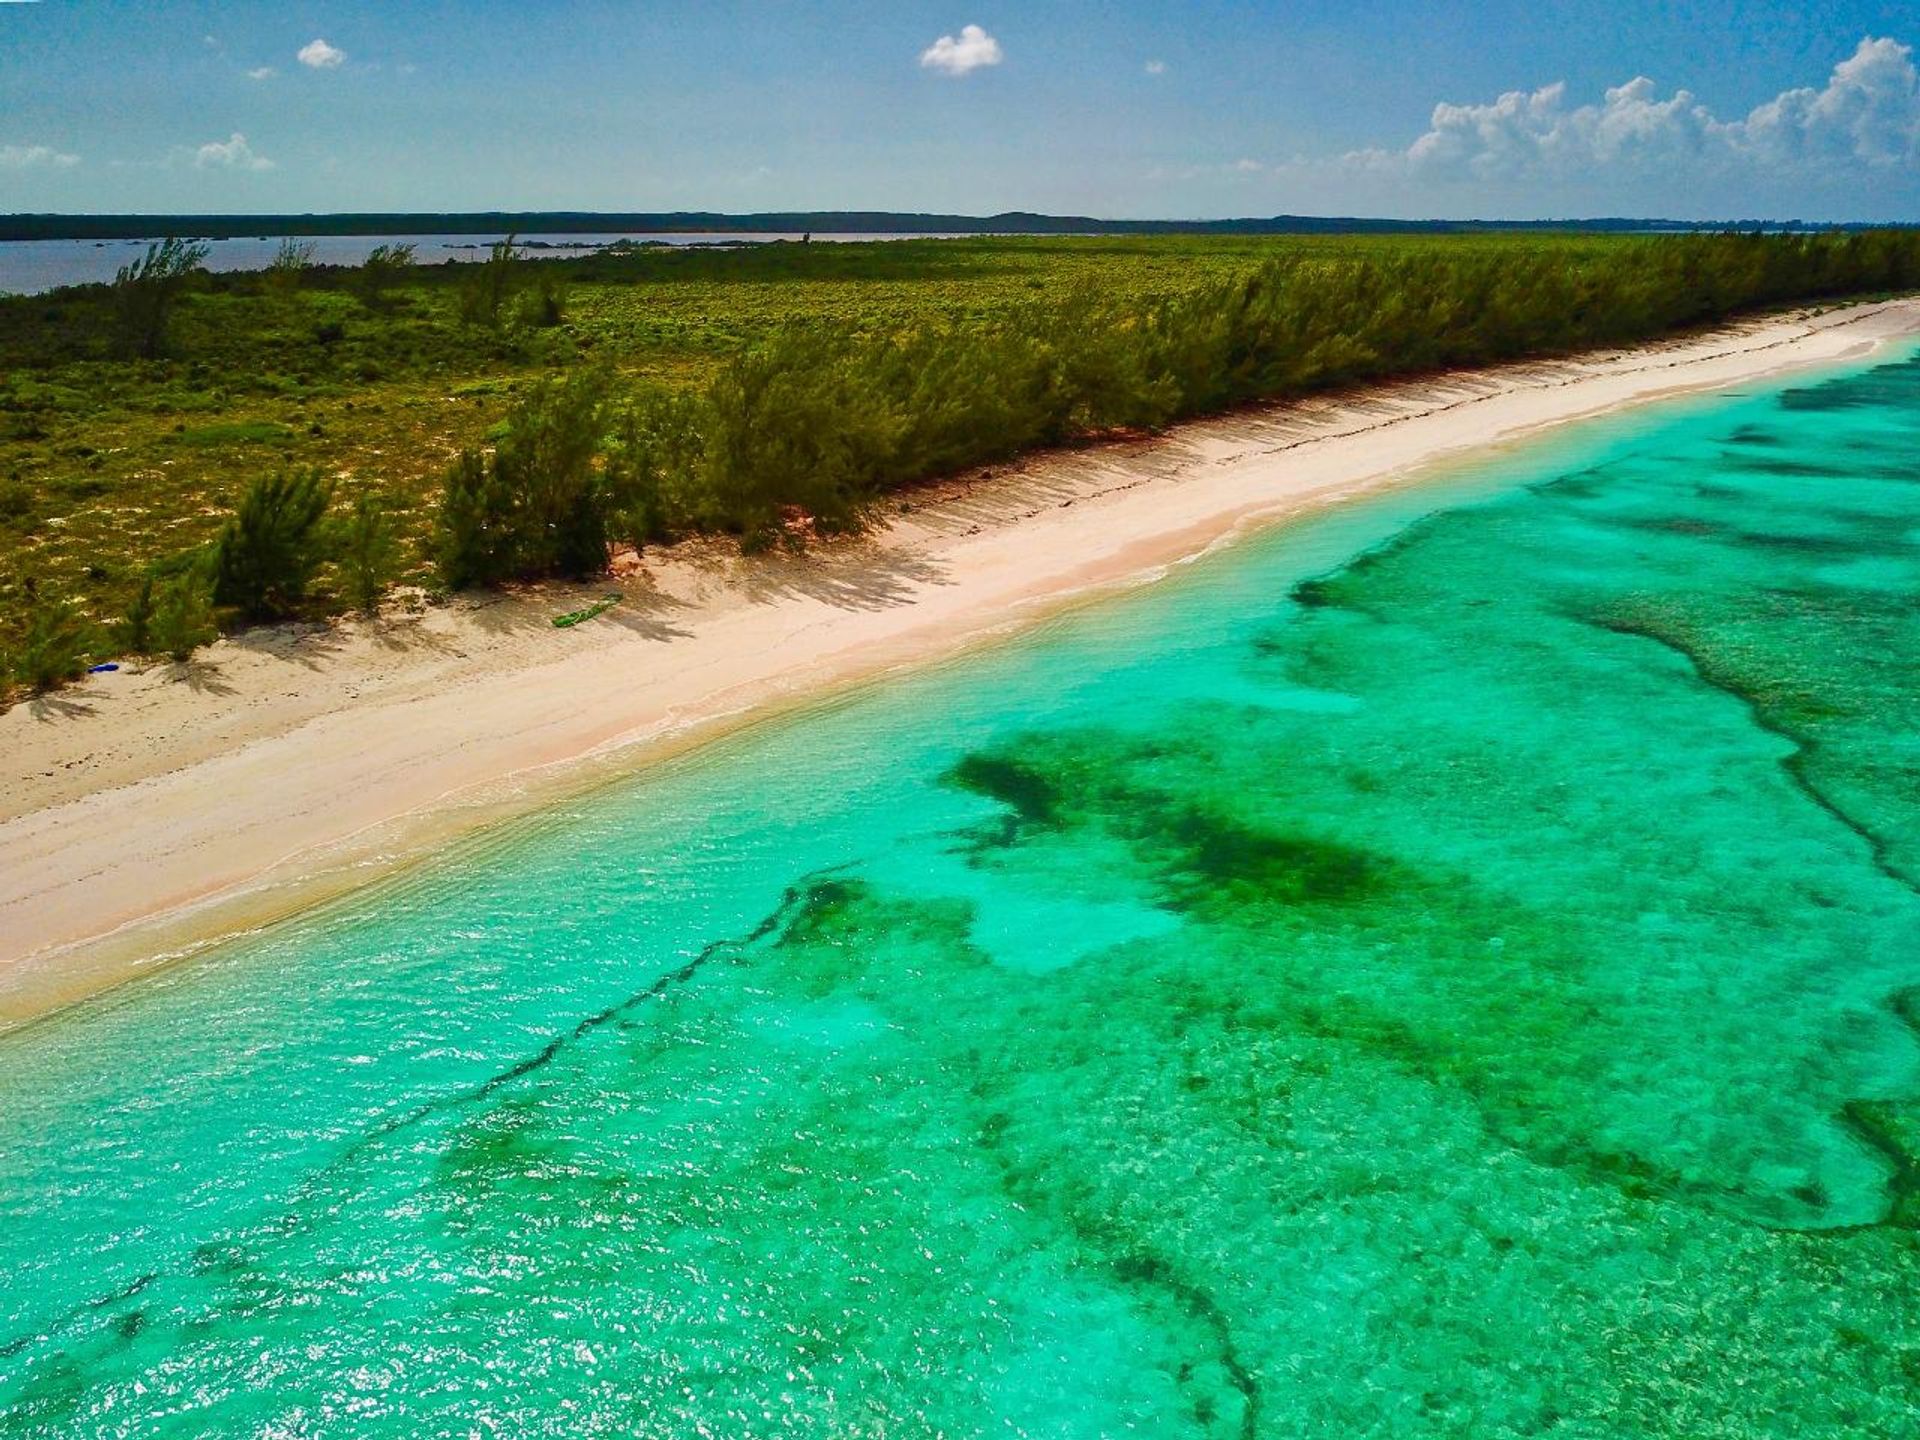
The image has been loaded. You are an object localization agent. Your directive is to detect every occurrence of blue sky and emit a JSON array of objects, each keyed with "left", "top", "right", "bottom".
[{"left": 3, "top": 1, "right": 1918, "bottom": 220}]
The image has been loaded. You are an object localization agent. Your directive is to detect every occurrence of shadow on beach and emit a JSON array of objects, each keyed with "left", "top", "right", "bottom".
[{"left": 733, "top": 543, "right": 952, "bottom": 612}]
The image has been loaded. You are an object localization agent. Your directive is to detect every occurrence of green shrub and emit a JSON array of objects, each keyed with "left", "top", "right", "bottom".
[
  {"left": 9, "top": 588, "right": 95, "bottom": 692},
  {"left": 436, "top": 449, "right": 516, "bottom": 590},
  {"left": 265, "top": 238, "right": 315, "bottom": 294},
  {"left": 435, "top": 371, "right": 610, "bottom": 587},
  {"left": 603, "top": 387, "right": 703, "bottom": 552},
  {"left": 173, "top": 421, "right": 293, "bottom": 448},
  {"left": 112, "top": 237, "right": 210, "bottom": 359},
  {"left": 357, "top": 242, "right": 417, "bottom": 310},
  {"left": 118, "top": 573, "right": 157, "bottom": 654},
  {"left": 499, "top": 370, "right": 609, "bottom": 575},
  {"left": 338, "top": 493, "right": 401, "bottom": 614},
  {"left": 457, "top": 238, "right": 521, "bottom": 329},
  {"left": 0, "top": 475, "right": 37, "bottom": 527},
  {"left": 150, "top": 565, "right": 217, "bottom": 662},
  {"left": 520, "top": 269, "right": 569, "bottom": 328},
  {"left": 111, "top": 552, "right": 219, "bottom": 662},
  {"left": 213, "top": 469, "right": 335, "bottom": 622},
  {"left": 700, "top": 328, "right": 904, "bottom": 547}
]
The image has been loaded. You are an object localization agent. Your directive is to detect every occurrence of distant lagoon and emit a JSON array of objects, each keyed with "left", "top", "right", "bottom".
[{"left": 0, "top": 231, "right": 973, "bottom": 296}]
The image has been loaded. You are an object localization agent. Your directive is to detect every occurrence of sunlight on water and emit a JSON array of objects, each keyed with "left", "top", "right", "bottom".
[{"left": 3, "top": 353, "right": 1919, "bottom": 1437}]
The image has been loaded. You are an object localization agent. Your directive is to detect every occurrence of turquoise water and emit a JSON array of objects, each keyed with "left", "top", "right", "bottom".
[{"left": 4, "top": 351, "right": 1920, "bottom": 1437}]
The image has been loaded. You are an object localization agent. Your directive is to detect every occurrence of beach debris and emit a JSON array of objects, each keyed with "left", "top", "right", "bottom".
[{"left": 552, "top": 593, "right": 622, "bottom": 629}]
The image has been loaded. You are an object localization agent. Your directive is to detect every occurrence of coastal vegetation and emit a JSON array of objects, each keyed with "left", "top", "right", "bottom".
[
  {"left": 211, "top": 469, "right": 335, "bottom": 623},
  {"left": 3, "top": 229, "right": 1918, "bottom": 697},
  {"left": 109, "top": 237, "right": 210, "bottom": 360}
]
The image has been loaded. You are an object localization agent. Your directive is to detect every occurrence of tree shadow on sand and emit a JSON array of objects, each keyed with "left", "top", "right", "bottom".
[
  {"left": 458, "top": 579, "right": 695, "bottom": 643},
  {"left": 225, "top": 621, "right": 348, "bottom": 673},
  {"left": 734, "top": 543, "right": 952, "bottom": 612},
  {"left": 165, "top": 657, "right": 238, "bottom": 696},
  {"left": 24, "top": 690, "right": 97, "bottom": 721}
]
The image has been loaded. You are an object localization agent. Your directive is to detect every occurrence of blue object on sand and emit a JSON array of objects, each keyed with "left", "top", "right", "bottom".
[{"left": 88, "top": 663, "right": 119, "bottom": 673}]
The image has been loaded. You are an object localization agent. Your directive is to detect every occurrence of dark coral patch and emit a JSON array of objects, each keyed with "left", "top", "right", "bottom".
[
  {"left": 945, "top": 753, "right": 1064, "bottom": 831},
  {"left": 1730, "top": 456, "right": 1851, "bottom": 478},
  {"left": 1289, "top": 576, "right": 1343, "bottom": 608},
  {"left": 771, "top": 878, "right": 871, "bottom": 949},
  {"left": 1146, "top": 807, "right": 1386, "bottom": 910}
]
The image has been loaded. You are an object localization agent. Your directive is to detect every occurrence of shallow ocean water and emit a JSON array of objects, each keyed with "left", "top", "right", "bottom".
[{"left": 3, "top": 351, "right": 1920, "bottom": 1437}]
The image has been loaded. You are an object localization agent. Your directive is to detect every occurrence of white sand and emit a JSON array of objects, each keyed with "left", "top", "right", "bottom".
[{"left": 4, "top": 299, "right": 1916, "bottom": 1027}]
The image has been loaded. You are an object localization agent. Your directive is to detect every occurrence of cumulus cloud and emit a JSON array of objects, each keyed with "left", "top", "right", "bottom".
[
  {"left": 920, "top": 24, "right": 1002, "bottom": 77},
  {"left": 1742, "top": 36, "right": 1920, "bottom": 165},
  {"left": 247, "top": 66, "right": 276, "bottom": 81},
  {"left": 0, "top": 143, "right": 79, "bottom": 169},
  {"left": 1356, "top": 36, "right": 1920, "bottom": 183},
  {"left": 298, "top": 37, "right": 345, "bottom": 70},
  {"left": 1145, "top": 59, "right": 1167, "bottom": 76},
  {"left": 193, "top": 132, "right": 273, "bottom": 171}
]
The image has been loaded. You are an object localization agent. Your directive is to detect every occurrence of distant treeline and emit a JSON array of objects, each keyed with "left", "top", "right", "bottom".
[{"left": 2, "top": 210, "right": 1901, "bottom": 243}]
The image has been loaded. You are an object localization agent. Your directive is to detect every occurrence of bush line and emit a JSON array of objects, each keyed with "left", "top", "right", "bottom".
[{"left": 6, "top": 230, "right": 1918, "bottom": 700}]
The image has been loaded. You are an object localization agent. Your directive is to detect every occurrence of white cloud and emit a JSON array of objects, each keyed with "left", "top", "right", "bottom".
[
  {"left": 1383, "top": 77, "right": 1727, "bottom": 180},
  {"left": 298, "top": 37, "right": 345, "bottom": 70},
  {"left": 193, "top": 132, "right": 273, "bottom": 171},
  {"left": 920, "top": 24, "right": 1002, "bottom": 77},
  {"left": 1743, "top": 36, "right": 1920, "bottom": 165},
  {"left": 1144, "top": 157, "right": 1276, "bottom": 183},
  {"left": 1358, "top": 36, "right": 1920, "bottom": 183},
  {"left": 247, "top": 66, "right": 276, "bottom": 81},
  {"left": 1145, "top": 60, "right": 1166, "bottom": 76},
  {"left": 0, "top": 143, "right": 79, "bottom": 169}
]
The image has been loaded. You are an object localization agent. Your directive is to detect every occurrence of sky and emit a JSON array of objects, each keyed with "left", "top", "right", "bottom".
[{"left": 3, "top": 1, "right": 1919, "bottom": 221}]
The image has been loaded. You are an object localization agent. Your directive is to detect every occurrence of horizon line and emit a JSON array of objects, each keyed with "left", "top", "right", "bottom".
[{"left": 5, "top": 208, "right": 1913, "bottom": 243}]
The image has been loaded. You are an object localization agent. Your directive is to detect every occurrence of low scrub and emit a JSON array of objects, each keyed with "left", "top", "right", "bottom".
[
  {"left": 457, "top": 238, "right": 522, "bottom": 329},
  {"left": 433, "top": 229, "right": 1920, "bottom": 583},
  {"left": 112, "top": 237, "right": 209, "bottom": 359},
  {"left": 577, "top": 231, "right": 1920, "bottom": 558},
  {"left": 150, "top": 567, "right": 218, "bottom": 661},
  {"left": 7, "top": 587, "right": 96, "bottom": 692},
  {"left": 11, "top": 228, "right": 1920, "bottom": 695},
  {"left": 358, "top": 242, "right": 417, "bottom": 310},
  {"left": 437, "top": 371, "right": 611, "bottom": 586},
  {"left": 338, "top": 493, "right": 402, "bottom": 614},
  {"left": 213, "top": 469, "right": 335, "bottom": 622}
]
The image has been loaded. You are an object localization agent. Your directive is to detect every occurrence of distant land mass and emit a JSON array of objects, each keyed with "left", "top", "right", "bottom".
[{"left": 0, "top": 210, "right": 1901, "bottom": 243}]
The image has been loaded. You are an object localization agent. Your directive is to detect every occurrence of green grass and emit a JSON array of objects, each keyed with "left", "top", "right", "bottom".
[
  {"left": 1, "top": 231, "right": 1913, "bottom": 674},
  {"left": 170, "top": 421, "right": 297, "bottom": 448}
]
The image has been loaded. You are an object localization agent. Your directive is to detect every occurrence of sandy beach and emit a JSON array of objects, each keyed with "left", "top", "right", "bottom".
[{"left": 3, "top": 297, "right": 1915, "bottom": 1028}]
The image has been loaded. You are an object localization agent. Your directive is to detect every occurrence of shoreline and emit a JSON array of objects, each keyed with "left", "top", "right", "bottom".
[{"left": 4, "top": 298, "right": 1917, "bottom": 1030}]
